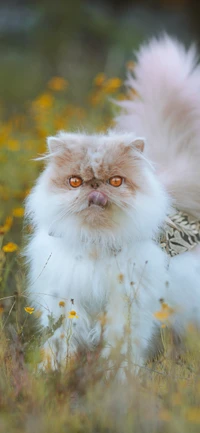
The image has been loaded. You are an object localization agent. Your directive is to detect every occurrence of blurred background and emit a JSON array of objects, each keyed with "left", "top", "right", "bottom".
[{"left": 1, "top": 0, "right": 200, "bottom": 115}]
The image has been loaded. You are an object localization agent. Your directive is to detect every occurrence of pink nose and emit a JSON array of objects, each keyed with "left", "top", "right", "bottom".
[{"left": 88, "top": 191, "right": 108, "bottom": 207}]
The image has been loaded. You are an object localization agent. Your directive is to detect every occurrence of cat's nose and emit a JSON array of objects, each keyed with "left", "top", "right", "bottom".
[
  {"left": 90, "top": 180, "right": 99, "bottom": 189},
  {"left": 88, "top": 191, "right": 108, "bottom": 207}
]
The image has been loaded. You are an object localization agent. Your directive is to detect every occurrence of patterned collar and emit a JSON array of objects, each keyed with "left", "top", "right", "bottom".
[{"left": 159, "top": 210, "right": 200, "bottom": 256}]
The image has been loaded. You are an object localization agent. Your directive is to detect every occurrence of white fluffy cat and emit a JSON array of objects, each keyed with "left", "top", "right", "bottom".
[{"left": 25, "top": 35, "right": 200, "bottom": 370}]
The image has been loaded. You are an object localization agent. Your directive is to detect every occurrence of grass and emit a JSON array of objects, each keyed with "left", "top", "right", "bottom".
[{"left": 1, "top": 72, "right": 200, "bottom": 433}]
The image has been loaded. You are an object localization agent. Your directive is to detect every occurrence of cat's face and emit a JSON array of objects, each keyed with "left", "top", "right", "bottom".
[
  {"left": 29, "top": 131, "right": 167, "bottom": 246},
  {"left": 45, "top": 132, "right": 148, "bottom": 233}
]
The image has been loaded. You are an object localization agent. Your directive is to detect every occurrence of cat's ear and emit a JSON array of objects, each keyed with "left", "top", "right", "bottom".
[
  {"left": 124, "top": 137, "right": 145, "bottom": 155},
  {"left": 47, "top": 136, "right": 64, "bottom": 154},
  {"left": 131, "top": 138, "right": 145, "bottom": 153}
]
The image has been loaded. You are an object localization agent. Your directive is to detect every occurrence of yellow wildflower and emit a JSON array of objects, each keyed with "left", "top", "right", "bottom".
[
  {"left": 5, "top": 216, "right": 13, "bottom": 229},
  {"left": 93, "top": 72, "right": 106, "bottom": 87},
  {"left": 13, "top": 207, "right": 24, "bottom": 218},
  {"left": 24, "top": 306, "right": 35, "bottom": 314},
  {"left": 154, "top": 302, "right": 175, "bottom": 322},
  {"left": 68, "top": 310, "right": 79, "bottom": 319},
  {"left": 48, "top": 77, "right": 68, "bottom": 91},
  {"left": 59, "top": 301, "right": 65, "bottom": 308},
  {"left": 2, "top": 242, "right": 18, "bottom": 253},
  {"left": 0, "top": 225, "right": 8, "bottom": 235},
  {"left": 103, "top": 77, "right": 122, "bottom": 94},
  {"left": 33, "top": 93, "right": 54, "bottom": 110},
  {"left": 0, "top": 216, "right": 13, "bottom": 234}
]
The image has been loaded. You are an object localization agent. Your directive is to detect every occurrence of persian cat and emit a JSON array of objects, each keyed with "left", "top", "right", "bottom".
[{"left": 25, "top": 36, "right": 200, "bottom": 370}]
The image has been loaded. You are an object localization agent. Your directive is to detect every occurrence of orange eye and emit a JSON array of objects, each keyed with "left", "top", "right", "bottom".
[
  {"left": 109, "top": 176, "right": 123, "bottom": 187},
  {"left": 69, "top": 177, "right": 83, "bottom": 188}
]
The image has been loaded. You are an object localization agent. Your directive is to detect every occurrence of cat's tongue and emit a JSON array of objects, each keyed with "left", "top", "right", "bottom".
[{"left": 88, "top": 191, "right": 108, "bottom": 208}]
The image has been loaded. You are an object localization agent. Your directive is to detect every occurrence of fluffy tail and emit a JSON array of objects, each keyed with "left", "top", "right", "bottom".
[{"left": 116, "top": 35, "right": 200, "bottom": 218}]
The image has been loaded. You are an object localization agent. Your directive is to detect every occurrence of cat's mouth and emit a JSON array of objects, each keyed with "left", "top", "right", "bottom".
[{"left": 89, "top": 203, "right": 106, "bottom": 210}]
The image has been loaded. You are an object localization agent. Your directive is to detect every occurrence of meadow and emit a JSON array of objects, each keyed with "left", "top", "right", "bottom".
[{"left": 1, "top": 72, "right": 200, "bottom": 433}]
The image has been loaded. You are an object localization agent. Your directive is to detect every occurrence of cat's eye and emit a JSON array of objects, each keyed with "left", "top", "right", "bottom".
[
  {"left": 69, "top": 177, "right": 83, "bottom": 188},
  {"left": 109, "top": 176, "right": 123, "bottom": 187}
]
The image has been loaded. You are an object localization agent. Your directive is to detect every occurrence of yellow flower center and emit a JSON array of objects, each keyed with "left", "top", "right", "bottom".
[
  {"left": 70, "top": 310, "right": 76, "bottom": 316},
  {"left": 59, "top": 301, "right": 65, "bottom": 308}
]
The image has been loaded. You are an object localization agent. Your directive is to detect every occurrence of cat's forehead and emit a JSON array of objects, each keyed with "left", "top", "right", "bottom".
[
  {"left": 69, "top": 145, "right": 111, "bottom": 180},
  {"left": 86, "top": 140, "right": 115, "bottom": 163},
  {"left": 50, "top": 132, "right": 143, "bottom": 178},
  {"left": 75, "top": 137, "right": 126, "bottom": 177},
  {"left": 78, "top": 134, "right": 130, "bottom": 162}
]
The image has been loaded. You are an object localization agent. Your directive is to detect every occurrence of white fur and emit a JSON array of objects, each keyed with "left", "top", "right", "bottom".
[{"left": 25, "top": 36, "right": 200, "bottom": 371}]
